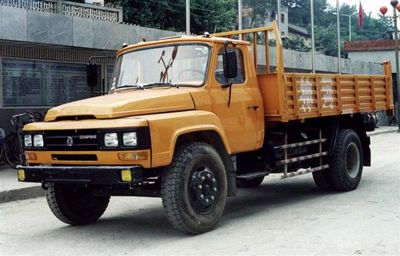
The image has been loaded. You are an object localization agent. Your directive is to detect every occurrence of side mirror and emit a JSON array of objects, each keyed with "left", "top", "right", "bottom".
[
  {"left": 86, "top": 64, "right": 100, "bottom": 88},
  {"left": 223, "top": 50, "right": 238, "bottom": 79}
]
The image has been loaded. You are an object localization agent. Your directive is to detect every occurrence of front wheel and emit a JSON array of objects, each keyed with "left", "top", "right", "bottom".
[
  {"left": 46, "top": 183, "right": 110, "bottom": 225},
  {"left": 161, "top": 142, "right": 227, "bottom": 234}
]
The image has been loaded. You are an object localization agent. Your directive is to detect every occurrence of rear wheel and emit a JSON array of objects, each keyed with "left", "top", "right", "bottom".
[
  {"left": 313, "top": 129, "right": 363, "bottom": 191},
  {"left": 329, "top": 129, "right": 363, "bottom": 191},
  {"left": 46, "top": 183, "right": 110, "bottom": 225},
  {"left": 161, "top": 142, "right": 227, "bottom": 234}
]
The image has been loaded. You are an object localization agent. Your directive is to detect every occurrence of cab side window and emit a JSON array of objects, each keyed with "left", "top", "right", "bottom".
[{"left": 215, "top": 48, "right": 245, "bottom": 84}]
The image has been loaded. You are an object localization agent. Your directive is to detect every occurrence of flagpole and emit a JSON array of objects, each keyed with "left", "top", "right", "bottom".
[{"left": 336, "top": 0, "right": 341, "bottom": 74}]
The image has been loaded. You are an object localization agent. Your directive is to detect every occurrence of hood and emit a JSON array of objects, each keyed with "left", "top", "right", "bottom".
[{"left": 45, "top": 89, "right": 195, "bottom": 121}]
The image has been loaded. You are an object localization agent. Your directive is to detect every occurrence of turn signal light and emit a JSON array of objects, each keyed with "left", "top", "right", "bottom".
[
  {"left": 17, "top": 169, "right": 26, "bottom": 181},
  {"left": 118, "top": 151, "right": 148, "bottom": 161},
  {"left": 121, "top": 169, "right": 132, "bottom": 182}
]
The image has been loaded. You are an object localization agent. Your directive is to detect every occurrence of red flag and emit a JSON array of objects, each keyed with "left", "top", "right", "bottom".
[{"left": 358, "top": 1, "right": 364, "bottom": 31}]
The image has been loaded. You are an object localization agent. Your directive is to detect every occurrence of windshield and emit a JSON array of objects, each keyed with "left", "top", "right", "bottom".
[{"left": 111, "top": 44, "right": 210, "bottom": 89}]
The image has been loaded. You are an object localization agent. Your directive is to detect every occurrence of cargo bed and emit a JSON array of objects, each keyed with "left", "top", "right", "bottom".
[{"left": 258, "top": 71, "right": 393, "bottom": 122}]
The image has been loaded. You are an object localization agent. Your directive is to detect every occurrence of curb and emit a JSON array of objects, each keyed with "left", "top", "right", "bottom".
[
  {"left": 368, "top": 128, "right": 399, "bottom": 136},
  {"left": 0, "top": 186, "right": 44, "bottom": 204}
]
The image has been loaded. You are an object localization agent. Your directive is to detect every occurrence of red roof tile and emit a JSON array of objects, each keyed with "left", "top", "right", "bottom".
[{"left": 344, "top": 40, "right": 396, "bottom": 52}]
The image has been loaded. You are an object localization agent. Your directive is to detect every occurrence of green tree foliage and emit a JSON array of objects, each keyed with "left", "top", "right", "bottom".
[
  {"left": 282, "top": 37, "right": 311, "bottom": 52},
  {"left": 315, "top": 24, "right": 339, "bottom": 56},
  {"left": 242, "top": 0, "right": 274, "bottom": 28},
  {"left": 106, "top": 0, "right": 236, "bottom": 34},
  {"left": 281, "top": 0, "right": 330, "bottom": 27}
]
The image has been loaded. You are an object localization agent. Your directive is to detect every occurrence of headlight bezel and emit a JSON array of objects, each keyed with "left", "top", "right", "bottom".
[
  {"left": 33, "top": 134, "right": 44, "bottom": 148},
  {"left": 23, "top": 132, "right": 44, "bottom": 149},
  {"left": 122, "top": 132, "right": 137, "bottom": 147},
  {"left": 101, "top": 127, "right": 150, "bottom": 150},
  {"left": 104, "top": 132, "right": 119, "bottom": 148},
  {"left": 24, "top": 134, "right": 32, "bottom": 147}
]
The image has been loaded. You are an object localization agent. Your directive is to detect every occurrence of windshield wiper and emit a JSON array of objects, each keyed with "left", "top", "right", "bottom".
[
  {"left": 140, "top": 82, "right": 179, "bottom": 89},
  {"left": 116, "top": 82, "right": 179, "bottom": 91}
]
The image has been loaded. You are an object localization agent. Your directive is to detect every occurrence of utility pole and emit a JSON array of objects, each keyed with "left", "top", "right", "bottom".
[
  {"left": 348, "top": 15, "right": 352, "bottom": 41},
  {"left": 391, "top": 0, "right": 400, "bottom": 131},
  {"left": 380, "top": 1, "right": 400, "bottom": 131},
  {"left": 186, "top": 0, "right": 190, "bottom": 35},
  {"left": 277, "top": 0, "right": 281, "bottom": 28},
  {"left": 238, "top": 0, "right": 242, "bottom": 39},
  {"left": 336, "top": 0, "right": 341, "bottom": 74},
  {"left": 311, "top": 0, "right": 316, "bottom": 73}
]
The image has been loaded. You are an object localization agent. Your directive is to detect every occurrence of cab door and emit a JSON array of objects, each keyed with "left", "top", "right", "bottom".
[{"left": 209, "top": 45, "right": 263, "bottom": 153}]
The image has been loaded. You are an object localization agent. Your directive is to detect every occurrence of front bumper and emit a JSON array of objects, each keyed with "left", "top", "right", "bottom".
[{"left": 17, "top": 165, "right": 143, "bottom": 185}]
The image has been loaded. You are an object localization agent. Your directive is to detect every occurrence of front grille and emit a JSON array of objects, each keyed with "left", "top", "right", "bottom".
[{"left": 44, "top": 130, "right": 99, "bottom": 151}]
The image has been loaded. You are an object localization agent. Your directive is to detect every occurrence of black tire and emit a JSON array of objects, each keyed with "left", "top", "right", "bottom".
[
  {"left": 326, "top": 129, "right": 363, "bottom": 191},
  {"left": 237, "top": 176, "right": 264, "bottom": 188},
  {"left": 161, "top": 142, "right": 227, "bottom": 234},
  {"left": 46, "top": 183, "right": 110, "bottom": 225}
]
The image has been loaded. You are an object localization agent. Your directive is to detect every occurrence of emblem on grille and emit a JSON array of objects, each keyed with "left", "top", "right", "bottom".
[{"left": 66, "top": 136, "right": 74, "bottom": 147}]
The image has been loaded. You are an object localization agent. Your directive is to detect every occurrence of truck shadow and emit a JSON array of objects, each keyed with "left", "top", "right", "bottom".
[
  {"left": 53, "top": 178, "right": 338, "bottom": 240},
  {"left": 223, "top": 179, "right": 335, "bottom": 223}
]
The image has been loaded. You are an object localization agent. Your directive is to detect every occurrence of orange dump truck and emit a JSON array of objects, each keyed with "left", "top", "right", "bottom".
[{"left": 18, "top": 22, "right": 393, "bottom": 234}]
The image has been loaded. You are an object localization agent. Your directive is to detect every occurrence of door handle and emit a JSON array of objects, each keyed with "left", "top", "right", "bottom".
[{"left": 248, "top": 105, "right": 259, "bottom": 110}]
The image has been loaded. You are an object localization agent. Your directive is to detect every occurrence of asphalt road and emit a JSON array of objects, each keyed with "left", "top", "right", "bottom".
[{"left": 1, "top": 133, "right": 399, "bottom": 256}]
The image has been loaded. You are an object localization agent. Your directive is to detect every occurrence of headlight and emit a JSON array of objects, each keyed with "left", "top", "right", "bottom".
[
  {"left": 123, "top": 132, "right": 137, "bottom": 147},
  {"left": 104, "top": 133, "right": 118, "bottom": 147},
  {"left": 33, "top": 134, "right": 44, "bottom": 147},
  {"left": 24, "top": 135, "right": 32, "bottom": 147}
]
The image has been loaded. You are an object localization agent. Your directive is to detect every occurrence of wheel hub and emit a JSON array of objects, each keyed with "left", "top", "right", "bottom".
[
  {"left": 345, "top": 142, "right": 360, "bottom": 179},
  {"left": 191, "top": 167, "right": 218, "bottom": 211}
]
